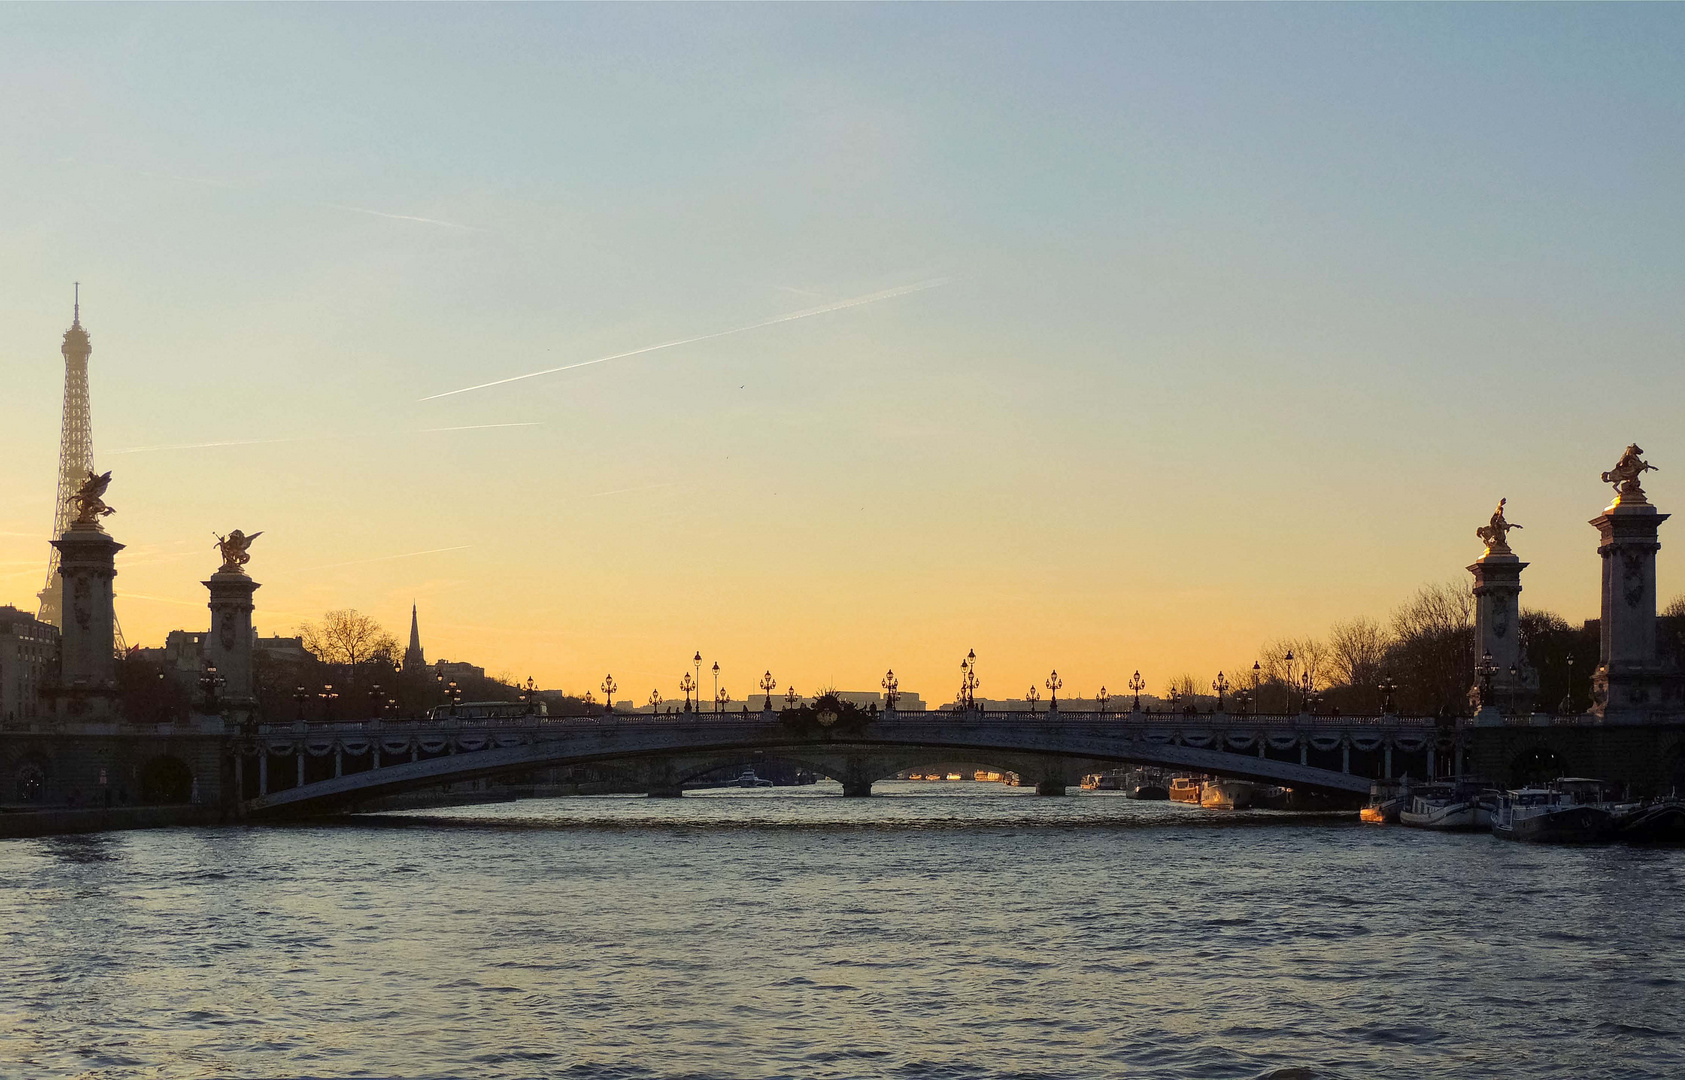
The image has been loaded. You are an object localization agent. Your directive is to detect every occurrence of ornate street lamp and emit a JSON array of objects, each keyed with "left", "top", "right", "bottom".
[
  {"left": 1045, "top": 670, "right": 1062, "bottom": 711},
  {"left": 1235, "top": 688, "right": 1252, "bottom": 717},
  {"left": 1129, "top": 670, "right": 1145, "bottom": 712},
  {"left": 693, "top": 652, "right": 702, "bottom": 709},
  {"left": 881, "top": 669, "right": 900, "bottom": 710},
  {"left": 583, "top": 690, "right": 595, "bottom": 711},
  {"left": 1378, "top": 674, "right": 1399, "bottom": 714},
  {"left": 760, "top": 670, "right": 777, "bottom": 710},
  {"left": 1298, "top": 670, "right": 1313, "bottom": 715},
  {"left": 1212, "top": 671, "right": 1229, "bottom": 712},
  {"left": 601, "top": 674, "right": 617, "bottom": 714},
  {"left": 648, "top": 688, "right": 662, "bottom": 713},
  {"left": 1025, "top": 685, "right": 1040, "bottom": 710},
  {"left": 368, "top": 682, "right": 384, "bottom": 718},
  {"left": 1096, "top": 685, "right": 1110, "bottom": 714},
  {"left": 785, "top": 686, "right": 800, "bottom": 709},
  {"left": 712, "top": 661, "right": 720, "bottom": 714},
  {"left": 446, "top": 680, "right": 460, "bottom": 716},
  {"left": 199, "top": 663, "right": 223, "bottom": 713},
  {"left": 1562, "top": 654, "right": 1577, "bottom": 715},
  {"left": 523, "top": 677, "right": 539, "bottom": 716},
  {"left": 716, "top": 686, "right": 729, "bottom": 712},
  {"left": 1475, "top": 651, "right": 1497, "bottom": 707},
  {"left": 959, "top": 649, "right": 979, "bottom": 710},
  {"left": 294, "top": 683, "right": 308, "bottom": 723},
  {"left": 679, "top": 671, "right": 695, "bottom": 713},
  {"left": 319, "top": 682, "right": 338, "bottom": 722}
]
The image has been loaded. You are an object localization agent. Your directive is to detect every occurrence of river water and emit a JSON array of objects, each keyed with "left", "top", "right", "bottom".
[{"left": 2, "top": 781, "right": 1681, "bottom": 1080}]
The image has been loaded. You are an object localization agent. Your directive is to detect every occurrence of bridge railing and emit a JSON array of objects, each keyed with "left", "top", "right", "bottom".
[{"left": 252, "top": 708, "right": 1437, "bottom": 737}]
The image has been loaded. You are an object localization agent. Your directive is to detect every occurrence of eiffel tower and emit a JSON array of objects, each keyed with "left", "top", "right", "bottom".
[{"left": 38, "top": 285, "right": 125, "bottom": 653}]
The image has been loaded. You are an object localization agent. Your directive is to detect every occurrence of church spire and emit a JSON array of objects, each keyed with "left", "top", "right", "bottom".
[{"left": 404, "top": 602, "right": 425, "bottom": 671}]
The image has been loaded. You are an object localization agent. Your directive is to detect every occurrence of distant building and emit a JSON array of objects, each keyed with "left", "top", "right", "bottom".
[
  {"left": 434, "top": 660, "right": 485, "bottom": 683},
  {"left": 0, "top": 604, "right": 57, "bottom": 723},
  {"left": 254, "top": 634, "right": 310, "bottom": 666},
  {"left": 403, "top": 604, "right": 425, "bottom": 672}
]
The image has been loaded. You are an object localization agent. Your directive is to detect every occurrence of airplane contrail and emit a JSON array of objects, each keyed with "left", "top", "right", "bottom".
[
  {"left": 111, "top": 423, "right": 543, "bottom": 454},
  {"left": 323, "top": 202, "right": 482, "bottom": 231},
  {"left": 291, "top": 545, "right": 473, "bottom": 573},
  {"left": 421, "top": 277, "right": 951, "bottom": 401},
  {"left": 111, "top": 436, "right": 309, "bottom": 455},
  {"left": 417, "top": 421, "right": 545, "bottom": 433}
]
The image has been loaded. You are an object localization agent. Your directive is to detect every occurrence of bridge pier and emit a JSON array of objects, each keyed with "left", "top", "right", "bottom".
[
  {"left": 1035, "top": 777, "right": 1067, "bottom": 796},
  {"left": 646, "top": 758, "right": 683, "bottom": 797},
  {"left": 842, "top": 778, "right": 873, "bottom": 797}
]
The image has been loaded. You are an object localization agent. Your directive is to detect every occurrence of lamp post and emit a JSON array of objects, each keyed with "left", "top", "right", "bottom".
[
  {"left": 1129, "top": 670, "right": 1145, "bottom": 712},
  {"left": 760, "top": 670, "right": 776, "bottom": 711},
  {"left": 1045, "top": 670, "right": 1062, "bottom": 711},
  {"left": 1283, "top": 649, "right": 1296, "bottom": 712},
  {"left": 960, "top": 649, "right": 979, "bottom": 710},
  {"left": 1563, "top": 653, "right": 1577, "bottom": 715},
  {"left": 369, "top": 683, "right": 384, "bottom": 719},
  {"left": 1235, "top": 688, "right": 1251, "bottom": 717},
  {"left": 648, "top": 688, "right": 662, "bottom": 713},
  {"left": 1378, "top": 674, "right": 1399, "bottom": 714},
  {"left": 693, "top": 652, "right": 702, "bottom": 711},
  {"left": 199, "top": 663, "right": 223, "bottom": 713},
  {"left": 716, "top": 686, "right": 729, "bottom": 712},
  {"left": 711, "top": 661, "right": 720, "bottom": 714},
  {"left": 881, "top": 669, "right": 899, "bottom": 710},
  {"left": 523, "top": 677, "right": 538, "bottom": 716},
  {"left": 1026, "top": 685, "right": 1040, "bottom": 710},
  {"left": 785, "top": 686, "right": 799, "bottom": 709},
  {"left": 1298, "top": 670, "right": 1313, "bottom": 715},
  {"left": 601, "top": 675, "right": 617, "bottom": 714},
  {"left": 1212, "top": 671, "right": 1229, "bottom": 713},
  {"left": 319, "top": 683, "right": 338, "bottom": 722},
  {"left": 1096, "top": 686, "right": 1110, "bottom": 715},
  {"left": 1475, "top": 650, "right": 1497, "bottom": 708},
  {"left": 294, "top": 684, "right": 308, "bottom": 723},
  {"left": 1168, "top": 686, "right": 1180, "bottom": 713},
  {"left": 679, "top": 672, "right": 695, "bottom": 713},
  {"left": 447, "top": 680, "right": 460, "bottom": 716}
]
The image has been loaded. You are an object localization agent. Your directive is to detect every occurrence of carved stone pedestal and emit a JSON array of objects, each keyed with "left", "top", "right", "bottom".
[{"left": 51, "top": 521, "right": 124, "bottom": 720}]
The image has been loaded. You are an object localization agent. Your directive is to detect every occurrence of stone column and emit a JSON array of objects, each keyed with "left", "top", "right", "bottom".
[
  {"left": 1467, "top": 512, "right": 1538, "bottom": 716},
  {"left": 204, "top": 567, "right": 259, "bottom": 709},
  {"left": 52, "top": 520, "right": 124, "bottom": 719},
  {"left": 1590, "top": 470, "right": 1673, "bottom": 717}
]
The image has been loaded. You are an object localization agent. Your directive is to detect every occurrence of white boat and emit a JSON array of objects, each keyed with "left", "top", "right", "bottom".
[
  {"left": 1200, "top": 779, "right": 1254, "bottom": 809},
  {"left": 1493, "top": 779, "right": 1616, "bottom": 844},
  {"left": 1399, "top": 781, "right": 1495, "bottom": 832},
  {"left": 733, "top": 768, "right": 773, "bottom": 788}
]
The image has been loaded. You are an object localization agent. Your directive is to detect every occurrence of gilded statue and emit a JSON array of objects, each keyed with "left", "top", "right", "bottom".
[
  {"left": 1601, "top": 444, "right": 1657, "bottom": 499},
  {"left": 213, "top": 529, "right": 263, "bottom": 572},
  {"left": 1475, "top": 498, "right": 1521, "bottom": 554},
  {"left": 69, "top": 470, "right": 115, "bottom": 525}
]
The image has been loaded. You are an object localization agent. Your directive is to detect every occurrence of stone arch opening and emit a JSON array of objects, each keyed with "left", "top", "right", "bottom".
[
  {"left": 16, "top": 763, "right": 47, "bottom": 804},
  {"left": 1510, "top": 746, "right": 1568, "bottom": 788},
  {"left": 140, "top": 756, "right": 194, "bottom": 805}
]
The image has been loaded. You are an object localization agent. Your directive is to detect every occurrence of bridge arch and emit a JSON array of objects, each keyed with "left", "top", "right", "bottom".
[
  {"left": 1510, "top": 745, "right": 1569, "bottom": 787},
  {"left": 14, "top": 760, "right": 48, "bottom": 804},
  {"left": 140, "top": 755, "right": 195, "bottom": 805}
]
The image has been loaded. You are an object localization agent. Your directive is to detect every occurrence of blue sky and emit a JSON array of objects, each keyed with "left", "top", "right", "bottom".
[{"left": 2, "top": 5, "right": 1682, "bottom": 698}]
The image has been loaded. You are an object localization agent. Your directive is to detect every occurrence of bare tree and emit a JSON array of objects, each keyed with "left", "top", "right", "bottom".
[
  {"left": 1664, "top": 594, "right": 1685, "bottom": 619},
  {"left": 299, "top": 610, "right": 400, "bottom": 669},
  {"left": 1327, "top": 617, "right": 1391, "bottom": 688},
  {"left": 1384, "top": 581, "right": 1475, "bottom": 715}
]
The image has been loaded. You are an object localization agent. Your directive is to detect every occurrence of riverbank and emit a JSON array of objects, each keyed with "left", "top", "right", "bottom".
[{"left": 0, "top": 804, "right": 225, "bottom": 839}]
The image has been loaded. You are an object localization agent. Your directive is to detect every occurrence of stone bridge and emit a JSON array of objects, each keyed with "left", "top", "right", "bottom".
[{"left": 238, "top": 710, "right": 1441, "bottom": 817}]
